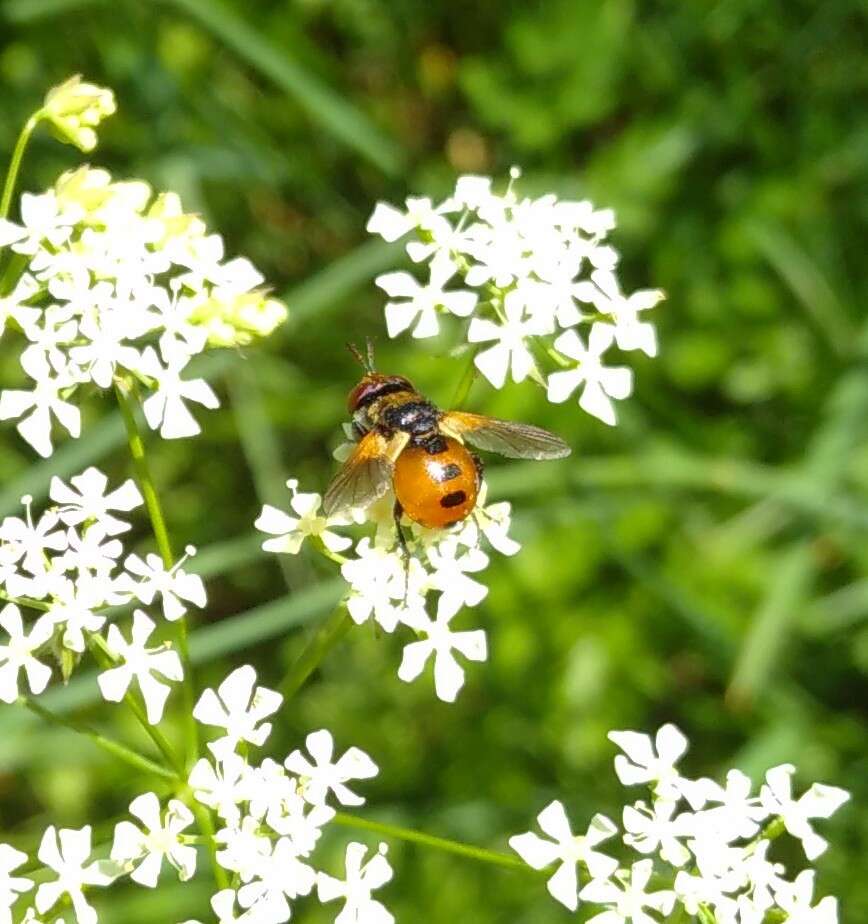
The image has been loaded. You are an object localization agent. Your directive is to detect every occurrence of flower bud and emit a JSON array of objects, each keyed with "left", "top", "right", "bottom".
[
  {"left": 190, "top": 289, "right": 288, "bottom": 347},
  {"left": 42, "top": 75, "right": 116, "bottom": 152}
]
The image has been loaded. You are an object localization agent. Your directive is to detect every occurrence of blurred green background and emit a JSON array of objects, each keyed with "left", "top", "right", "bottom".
[{"left": 0, "top": 0, "right": 866, "bottom": 920}]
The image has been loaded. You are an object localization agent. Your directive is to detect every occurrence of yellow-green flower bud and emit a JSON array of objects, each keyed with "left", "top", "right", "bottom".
[
  {"left": 42, "top": 75, "right": 116, "bottom": 152},
  {"left": 54, "top": 166, "right": 150, "bottom": 224},
  {"left": 190, "top": 289, "right": 288, "bottom": 347}
]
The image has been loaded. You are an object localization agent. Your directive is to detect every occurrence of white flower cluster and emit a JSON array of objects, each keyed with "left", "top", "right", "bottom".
[
  {"left": 510, "top": 724, "right": 848, "bottom": 923},
  {"left": 0, "top": 466, "right": 205, "bottom": 721},
  {"left": 183, "top": 665, "right": 391, "bottom": 924},
  {"left": 256, "top": 477, "right": 519, "bottom": 703},
  {"left": 0, "top": 165, "right": 287, "bottom": 457},
  {"left": 367, "top": 172, "right": 663, "bottom": 426},
  {"left": 0, "top": 667, "right": 391, "bottom": 924}
]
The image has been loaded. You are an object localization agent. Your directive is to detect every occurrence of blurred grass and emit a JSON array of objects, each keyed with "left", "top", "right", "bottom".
[{"left": 0, "top": 0, "right": 867, "bottom": 921}]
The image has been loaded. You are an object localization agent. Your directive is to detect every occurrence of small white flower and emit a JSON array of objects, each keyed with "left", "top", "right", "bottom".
[
  {"left": 397, "top": 606, "right": 487, "bottom": 702},
  {"left": 124, "top": 548, "right": 206, "bottom": 622},
  {"left": 35, "top": 825, "right": 119, "bottom": 924},
  {"left": 0, "top": 192, "right": 78, "bottom": 255},
  {"left": 608, "top": 723, "right": 689, "bottom": 801},
  {"left": 509, "top": 802, "right": 618, "bottom": 912},
  {"left": 759, "top": 764, "right": 849, "bottom": 860},
  {"left": 0, "top": 499, "right": 67, "bottom": 575},
  {"left": 579, "top": 859, "right": 675, "bottom": 924},
  {"left": 0, "top": 351, "right": 81, "bottom": 457},
  {"left": 426, "top": 538, "right": 489, "bottom": 619},
  {"left": 0, "top": 842, "right": 34, "bottom": 921},
  {"left": 284, "top": 729, "right": 378, "bottom": 807},
  {"left": 317, "top": 842, "right": 394, "bottom": 924},
  {"left": 547, "top": 326, "right": 633, "bottom": 425},
  {"left": 214, "top": 816, "right": 272, "bottom": 882},
  {"left": 455, "top": 484, "right": 520, "bottom": 556},
  {"left": 467, "top": 290, "right": 547, "bottom": 389},
  {"left": 366, "top": 195, "right": 455, "bottom": 244},
  {"left": 773, "top": 870, "right": 839, "bottom": 924},
  {"left": 690, "top": 769, "right": 769, "bottom": 840},
  {"left": 42, "top": 75, "right": 116, "bottom": 152},
  {"left": 0, "top": 605, "right": 53, "bottom": 702},
  {"left": 111, "top": 792, "right": 196, "bottom": 887},
  {"left": 193, "top": 664, "right": 283, "bottom": 757},
  {"left": 188, "top": 753, "right": 249, "bottom": 825},
  {"left": 137, "top": 345, "right": 219, "bottom": 439},
  {"left": 376, "top": 252, "right": 476, "bottom": 339},
  {"left": 255, "top": 480, "right": 351, "bottom": 556},
  {"left": 97, "top": 610, "right": 183, "bottom": 723},
  {"left": 576, "top": 269, "right": 663, "bottom": 357},
  {"left": 235, "top": 836, "right": 315, "bottom": 920},
  {"left": 340, "top": 539, "right": 408, "bottom": 632},
  {"left": 621, "top": 799, "right": 692, "bottom": 867},
  {"left": 49, "top": 467, "right": 142, "bottom": 536}
]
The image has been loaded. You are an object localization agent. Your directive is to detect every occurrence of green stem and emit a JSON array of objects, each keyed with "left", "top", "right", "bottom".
[
  {"left": 22, "top": 696, "right": 176, "bottom": 781},
  {"left": 278, "top": 603, "right": 351, "bottom": 698},
  {"left": 114, "top": 379, "right": 198, "bottom": 766},
  {"left": 332, "top": 812, "right": 536, "bottom": 873},
  {"left": 0, "top": 112, "right": 41, "bottom": 220},
  {"left": 0, "top": 590, "right": 50, "bottom": 612},
  {"left": 177, "top": 784, "right": 229, "bottom": 890},
  {"left": 450, "top": 348, "right": 480, "bottom": 408},
  {"left": 88, "top": 634, "right": 185, "bottom": 775}
]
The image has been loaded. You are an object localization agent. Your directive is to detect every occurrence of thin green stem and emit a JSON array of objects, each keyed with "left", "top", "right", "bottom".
[
  {"left": 177, "top": 784, "right": 229, "bottom": 890},
  {"left": 278, "top": 603, "right": 351, "bottom": 698},
  {"left": 0, "top": 112, "right": 41, "bottom": 220},
  {"left": 0, "top": 589, "right": 50, "bottom": 611},
  {"left": 22, "top": 696, "right": 176, "bottom": 781},
  {"left": 450, "top": 348, "right": 480, "bottom": 409},
  {"left": 332, "top": 812, "right": 536, "bottom": 873},
  {"left": 114, "top": 378, "right": 198, "bottom": 766},
  {"left": 88, "top": 634, "right": 185, "bottom": 775}
]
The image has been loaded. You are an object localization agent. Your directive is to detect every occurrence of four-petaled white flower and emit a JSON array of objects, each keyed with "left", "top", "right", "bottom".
[
  {"left": 547, "top": 327, "right": 633, "bottom": 426},
  {"left": 580, "top": 859, "right": 676, "bottom": 924},
  {"left": 509, "top": 801, "right": 618, "bottom": 911},
  {"left": 398, "top": 605, "right": 487, "bottom": 702},
  {"left": 759, "top": 764, "right": 850, "bottom": 861},
  {"left": 576, "top": 270, "right": 663, "bottom": 358},
  {"left": 235, "top": 837, "right": 316, "bottom": 921},
  {"left": 111, "top": 792, "right": 196, "bottom": 887},
  {"left": 35, "top": 825, "right": 119, "bottom": 924},
  {"left": 608, "top": 724, "right": 689, "bottom": 801},
  {"left": 188, "top": 752, "right": 249, "bottom": 825},
  {"left": 376, "top": 252, "right": 476, "bottom": 339},
  {"left": 0, "top": 605, "right": 53, "bottom": 703},
  {"left": 49, "top": 467, "right": 143, "bottom": 535},
  {"left": 285, "top": 729, "right": 378, "bottom": 807},
  {"left": 193, "top": 664, "right": 283, "bottom": 757},
  {"left": 317, "top": 842, "right": 394, "bottom": 924},
  {"left": 255, "top": 481, "right": 351, "bottom": 556},
  {"left": 97, "top": 610, "right": 183, "bottom": 723}
]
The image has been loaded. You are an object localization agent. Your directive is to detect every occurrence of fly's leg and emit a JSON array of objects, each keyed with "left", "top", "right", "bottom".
[{"left": 393, "top": 499, "right": 411, "bottom": 601}]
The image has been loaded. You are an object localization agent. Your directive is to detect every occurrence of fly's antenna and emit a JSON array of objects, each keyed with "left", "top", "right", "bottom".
[{"left": 347, "top": 341, "right": 375, "bottom": 372}]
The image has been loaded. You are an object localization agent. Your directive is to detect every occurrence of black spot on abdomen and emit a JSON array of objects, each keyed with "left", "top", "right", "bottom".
[{"left": 440, "top": 490, "right": 467, "bottom": 509}]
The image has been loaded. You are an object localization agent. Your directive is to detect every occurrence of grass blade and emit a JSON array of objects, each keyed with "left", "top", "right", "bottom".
[{"left": 162, "top": 0, "right": 405, "bottom": 175}]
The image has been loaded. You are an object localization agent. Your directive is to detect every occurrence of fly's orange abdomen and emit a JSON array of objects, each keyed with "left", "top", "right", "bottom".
[{"left": 393, "top": 437, "right": 479, "bottom": 529}]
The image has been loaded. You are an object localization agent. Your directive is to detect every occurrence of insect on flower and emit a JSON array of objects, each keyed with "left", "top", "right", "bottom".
[{"left": 323, "top": 342, "right": 571, "bottom": 536}]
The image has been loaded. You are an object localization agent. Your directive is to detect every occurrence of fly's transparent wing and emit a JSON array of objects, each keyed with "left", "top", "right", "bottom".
[
  {"left": 441, "top": 411, "right": 571, "bottom": 461},
  {"left": 322, "top": 430, "right": 408, "bottom": 515}
]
